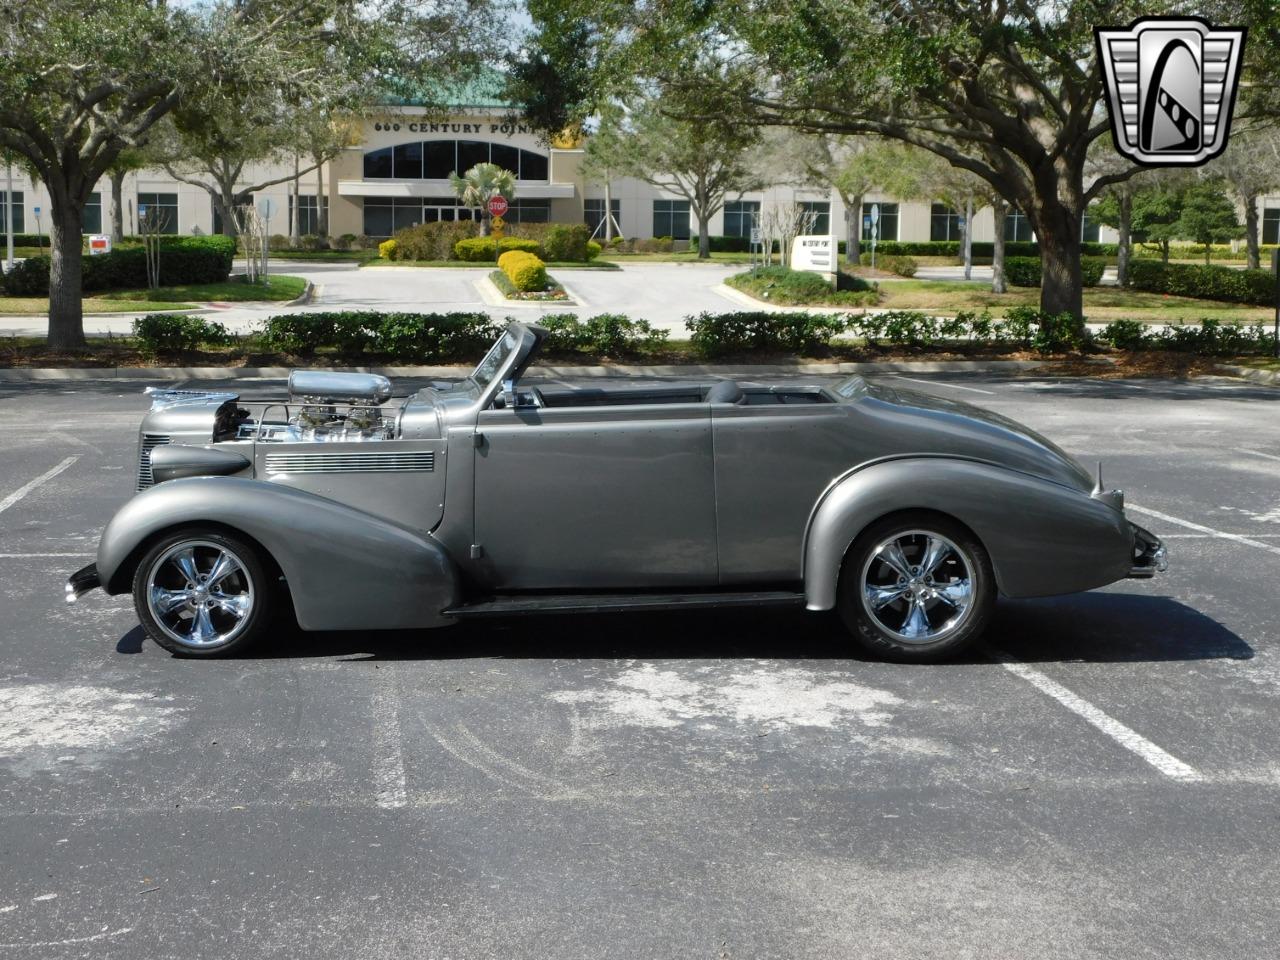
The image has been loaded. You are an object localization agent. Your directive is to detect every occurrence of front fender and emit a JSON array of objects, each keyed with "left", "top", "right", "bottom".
[
  {"left": 98, "top": 477, "right": 459, "bottom": 630},
  {"left": 802, "top": 457, "right": 1134, "bottom": 609}
]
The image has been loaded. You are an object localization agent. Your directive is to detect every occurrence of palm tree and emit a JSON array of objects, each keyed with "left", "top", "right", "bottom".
[{"left": 448, "top": 162, "right": 516, "bottom": 236}]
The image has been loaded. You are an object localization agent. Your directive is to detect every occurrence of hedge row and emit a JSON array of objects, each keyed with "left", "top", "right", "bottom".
[
  {"left": 868, "top": 240, "right": 1120, "bottom": 258},
  {"left": 255, "top": 311, "right": 502, "bottom": 360},
  {"left": 686, "top": 307, "right": 1089, "bottom": 356},
  {"left": 1124, "top": 260, "right": 1276, "bottom": 305},
  {"left": 1099, "top": 318, "right": 1276, "bottom": 355},
  {"left": 1005, "top": 256, "right": 1107, "bottom": 288},
  {"left": 2, "top": 235, "right": 235, "bottom": 296},
  {"left": 128, "top": 308, "right": 1277, "bottom": 360},
  {"left": 382, "top": 221, "right": 602, "bottom": 263}
]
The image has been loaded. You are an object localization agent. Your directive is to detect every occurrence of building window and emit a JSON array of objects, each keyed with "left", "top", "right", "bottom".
[
  {"left": 800, "top": 201, "right": 830, "bottom": 234},
  {"left": 82, "top": 192, "right": 102, "bottom": 234},
  {"left": 1004, "top": 208, "right": 1035, "bottom": 242},
  {"left": 508, "top": 199, "right": 549, "bottom": 224},
  {"left": 363, "top": 141, "right": 549, "bottom": 181},
  {"left": 653, "top": 199, "right": 691, "bottom": 239},
  {"left": 1081, "top": 207, "right": 1100, "bottom": 243},
  {"left": 723, "top": 200, "right": 760, "bottom": 238},
  {"left": 930, "top": 203, "right": 962, "bottom": 241},
  {"left": 585, "top": 198, "right": 621, "bottom": 237},
  {"left": 1, "top": 190, "right": 25, "bottom": 233},
  {"left": 1262, "top": 208, "right": 1280, "bottom": 245},
  {"left": 859, "top": 202, "right": 899, "bottom": 242},
  {"left": 137, "top": 192, "right": 179, "bottom": 234},
  {"left": 290, "top": 195, "right": 328, "bottom": 235}
]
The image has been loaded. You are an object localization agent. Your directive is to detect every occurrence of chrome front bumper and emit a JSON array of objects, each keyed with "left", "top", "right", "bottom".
[
  {"left": 1127, "top": 524, "right": 1168, "bottom": 578},
  {"left": 65, "top": 562, "right": 101, "bottom": 603}
]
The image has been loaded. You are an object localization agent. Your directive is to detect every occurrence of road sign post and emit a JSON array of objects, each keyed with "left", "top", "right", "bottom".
[{"left": 33, "top": 205, "right": 42, "bottom": 254}]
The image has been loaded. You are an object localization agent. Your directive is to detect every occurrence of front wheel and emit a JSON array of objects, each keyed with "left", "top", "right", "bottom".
[
  {"left": 132, "top": 529, "right": 272, "bottom": 657},
  {"left": 837, "top": 513, "right": 994, "bottom": 663}
]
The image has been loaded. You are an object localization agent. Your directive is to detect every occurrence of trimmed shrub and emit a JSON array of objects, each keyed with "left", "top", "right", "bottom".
[
  {"left": 542, "top": 223, "right": 593, "bottom": 262},
  {"left": 300, "top": 234, "right": 326, "bottom": 251},
  {"left": 708, "top": 235, "right": 752, "bottom": 253},
  {"left": 392, "top": 220, "right": 475, "bottom": 261},
  {"left": 2, "top": 236, "right": 234, "bottom": 296},
  {"left": 727, "top": 265, "right": 879, "bottom": 307},
  {"left": 1004, "top": 256, "right": 1107, "bottom": 288},
  {"left": 331, "top": 234, "right": 357, "bottom": 251},
  {"left": 1099, "top": 319, "right": 1149, "bottom": 350},
  {"left": 585, "top": 240, "right": 602, "bottom": 261},
  {"left": 635, "top": 236, "right": 674, "bottom": 253},
  {"left": 860, "top": 253, "right": 917, "bottom": 276},
  {"left": 133, "top": 313, "right": 233, "bottom": 353},
  {"left": 498, "top": 250, "right": 548, "bottom": 291},
  {"left": 268, "top": 234, "right": 292, "bottom": 251},
  {"left": 541, "top": 314, "right": 669, "bottom": 356},
  {"left": 454, "top": 236, "right": 542, "bottom": 262},
  {"left": 378, "top": 239, "right": 398, "bottom": 260},
  {"left": 1125, "top": 259, "right": 1275, "bottom": 305}
]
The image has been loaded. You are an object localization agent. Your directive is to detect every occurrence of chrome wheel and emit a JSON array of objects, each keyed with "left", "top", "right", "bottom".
[
  {"left": 145, "top": 540, "right": 255, "bottom": 650},
  {"left": 859, "top": 529, "right": 975, "bottom": 645}
]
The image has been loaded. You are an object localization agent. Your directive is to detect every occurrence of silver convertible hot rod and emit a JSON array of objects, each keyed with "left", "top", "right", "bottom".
[{"left": 66, "top": 322, "right": 1166, "bottom": 661}]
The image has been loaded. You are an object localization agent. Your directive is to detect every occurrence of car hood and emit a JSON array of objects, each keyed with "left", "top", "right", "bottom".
[{"left": 856, "top": 381, "right": 1096, "bottom": 493}]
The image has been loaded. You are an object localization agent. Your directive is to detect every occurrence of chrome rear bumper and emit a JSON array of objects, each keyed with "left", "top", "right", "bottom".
[
  {"left": 1127, "top": 524, "right": 1168, "bottom": 578},
  {"left": 65, "top": 562, "right": 101, "bottom": 603}
]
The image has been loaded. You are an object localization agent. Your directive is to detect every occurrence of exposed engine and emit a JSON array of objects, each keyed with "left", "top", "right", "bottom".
[{"left": 241, "top": 371, "right": 397, "bottom": 443}]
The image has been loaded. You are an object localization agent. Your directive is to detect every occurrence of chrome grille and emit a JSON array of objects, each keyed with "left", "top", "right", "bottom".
[
  {"left": 264, "top": 451, "right": 435, "bottom": 475},
  {"left": 137, "top": 434, "right": 172, "bottom": 490}
]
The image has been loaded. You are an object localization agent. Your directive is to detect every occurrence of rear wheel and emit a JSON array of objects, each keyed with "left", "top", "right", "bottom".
[
  {"left": 837, "top": 512, "right": 994, "bottom": 662},
  {"left": 132, "top": 528, "right": 272, "bottom": 657}
]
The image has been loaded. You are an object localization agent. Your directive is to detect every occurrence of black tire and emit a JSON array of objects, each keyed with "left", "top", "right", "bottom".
[
  {"left": 836, "top": 511, "right": 995, "bottom": 663},
  {"left": 132, "top": 527, "right": 273, "bottom": 658}
]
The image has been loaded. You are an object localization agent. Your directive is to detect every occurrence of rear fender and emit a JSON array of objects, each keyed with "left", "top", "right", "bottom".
[
  {"left": 98, "top": 477, "right": 458, "bottom": 630},
  {"left": 802, "top": 457, "right": 1133, "bottom": 609}
]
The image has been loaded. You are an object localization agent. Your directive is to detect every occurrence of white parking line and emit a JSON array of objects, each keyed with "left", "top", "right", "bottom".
[
  {"left": 887, "top": 375, "right": 995, "bottom": 395},
  {"left": 999, "top": 658, "right": 1202, "bottom": 781},
  {"left": 1128, "top": 504, "right": 1280, "bottom": 557},
  {"left": 1238, "top": 448, "right": 1280, "bottom": 464},
  {"left": 369, "top": 680, "right": 408, "bottom": 809},
  {"left": 0, "top": 457, "right": 78, "bottom": 516}
]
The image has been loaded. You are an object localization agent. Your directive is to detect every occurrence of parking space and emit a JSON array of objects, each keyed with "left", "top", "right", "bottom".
[{"left": 1, "top": 372, "right": 1279, "bottom": 957}]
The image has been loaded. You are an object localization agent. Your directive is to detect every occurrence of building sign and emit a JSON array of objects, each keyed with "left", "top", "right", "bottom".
[
  {"left": 371, "top": 121, "right": 534, "bottom": 136},
  {"left": 87, "top": 235, "right": 111, "bottom": 256},
  {"left": 790, "top": 234, "right": 838, "bottom": 284}
]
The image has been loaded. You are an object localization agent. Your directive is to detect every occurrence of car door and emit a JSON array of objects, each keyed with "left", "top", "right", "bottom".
[{"left": 472, "top": 402, "right": 717, "bottom": 590}]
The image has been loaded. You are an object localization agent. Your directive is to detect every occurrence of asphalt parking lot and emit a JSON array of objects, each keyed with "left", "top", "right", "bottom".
[{"left": 2, "top": 371, "right": 1279, "bottom": 959}]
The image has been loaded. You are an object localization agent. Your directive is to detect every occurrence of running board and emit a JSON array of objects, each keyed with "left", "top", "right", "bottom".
[{"left": 444, "top": 590, "right": 806, "bottom": 618}]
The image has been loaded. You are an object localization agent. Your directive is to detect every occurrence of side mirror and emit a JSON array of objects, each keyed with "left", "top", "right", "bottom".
[{"left": 501, "top": 378, "right": 516, "bottom": 409}]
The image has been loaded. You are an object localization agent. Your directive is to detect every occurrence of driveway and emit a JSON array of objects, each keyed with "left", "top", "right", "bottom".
[{"left": 0, "top": 261, "right": 746, "bottom": 338}]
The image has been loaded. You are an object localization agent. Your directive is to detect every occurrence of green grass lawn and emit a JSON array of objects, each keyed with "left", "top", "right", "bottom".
[
  {"left": 98, "top": 274, "right": 307, "bottom": 303},
  {"left": 874, "top": 280, "right": 1273, "bottom": 323},
  {"left": 257, "top": 248, "right": 380, "bottom": 263},
  {"left": 0, "top": 296, "right": 198, "bottom": 315}
]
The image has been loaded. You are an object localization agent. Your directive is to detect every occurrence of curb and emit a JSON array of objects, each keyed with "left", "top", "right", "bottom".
[
  {"left": 0, "top": 359, "right": 1044, "bottom": 382},
  {"left": 1216, "top": 363, "right": 1280, "bottom": 385},
  {"left": 283, "top": 280, "right": 315, "bottom": 307},
  {"left": 474, "top": 274, "right": 579, "bottom": 311}
]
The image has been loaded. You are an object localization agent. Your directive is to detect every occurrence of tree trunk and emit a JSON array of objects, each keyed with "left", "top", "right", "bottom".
[
  {"left": 215, "top": 189, "right": 239, "bottom": 237},
  {"left": 991, "top": 198, "right": 1008, "bottom": 294},
  {"left": 1117, "top": 194, "right": 1132, "bottom": 287},
  {"left": 846, "top": 192, "right": 862, "bottom": 264},
  {"left": 962, "top": 196, "right": 973, "bottom": 280},
  {"left": 47, "top": 202, "right": 86, "bottom": 350},
  {"left": 1033, "top": 201, "right": 1084, "bottom": 323},
  {"left": 697, "top": 212, "right": 710, "bottom": 258},
  {"left": 1161, "top": 241, "right": 1170, "bottom": 265},
  {"left": 108, "top": 169, "right": 126, "bottom": 243},
  {"left": 290, "top": 155, "right": 301, "bottom": 246},
  {"left": 315, "top": 157, "right": 327, "bottom": 236},
  {"left": 1244, "top": 192, "right": 1260, "bottom": 270}
]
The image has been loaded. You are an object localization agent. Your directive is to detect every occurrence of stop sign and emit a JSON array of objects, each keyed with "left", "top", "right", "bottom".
[{"left": 487, "top": 195, "right": 509, "bottom": 217}]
